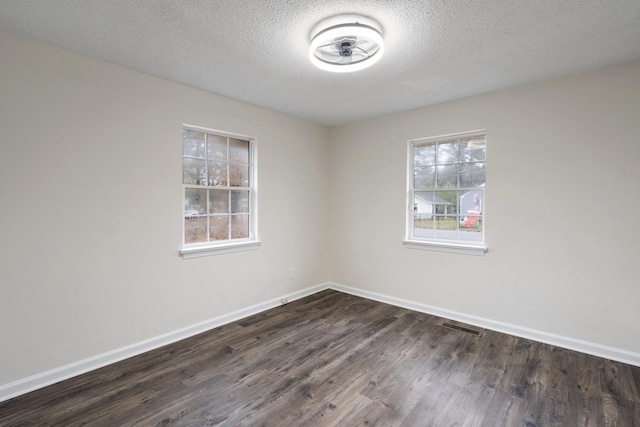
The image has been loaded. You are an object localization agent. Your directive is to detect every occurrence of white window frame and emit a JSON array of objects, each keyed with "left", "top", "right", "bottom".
[
  {"left": 180, "top": 124, "right": 260, "bottom": 259},
  {"left": 403, "top": 130, "right": 487, "bottom": 256}
]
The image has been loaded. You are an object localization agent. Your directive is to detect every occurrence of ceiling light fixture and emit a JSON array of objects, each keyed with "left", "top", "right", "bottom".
[{"left": 309, "top": 23, "right": 384, "bottom": 73}]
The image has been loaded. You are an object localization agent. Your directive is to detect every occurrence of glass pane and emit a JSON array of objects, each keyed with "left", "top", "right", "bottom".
[
  {"left": 415, "top": 191, "right": 448, "bottom": 215},
  {"left": 460, "top": 163, "right": 485, "bottom": 187},
  {"left": 435, "top": 215, "right": 459, "bottom": 240},
  {"left": 229, "top": 164, "right": 249, "bottom": 187},
  {"left": 459, "top": 213, "right": 482, "bottom": 242},
  {"left": 413, "top": 212, "right": 434, "bottom": 238},
  {"left": 231, "top": 215, "right": 249, "bottom": 239},
  {"left": 231, "top": 191, "right": 249, "bottom": 213},
  {"left": 183, "top": 158, "right": 206, "bottom": 185},
  {"left": 438, "top": 190, "right": 459, "bottom": 214},
  {"left": 229, "top": 138, "right": 249, "bottom": 163},
  {"left": 460, "top": 189, "right": 483, "bottom": 215},
  {"left": 185, "top": 188, "right": 206, "bottom": 216},
  {"left": 436, "top": 164, "right": 458, "bottom": 188},
  {"left": 436, "top": 215, "right": 458, "bottom": 230},
  {"left": 414, "top": 166, "right": 435, "bottom": 189},
  {"left": 437, "top": 141, "right": 458, "bottom": 164},
  {"left": 182, "top": 130, "right": 205, "bottom": 158},
  {"left": 414, "top": 143, "right": 435, "bottom": 166},
  {"left": 207, "top": 160, "right": 227, "bottom": 186},
  {"left": 460, "top": 137, "right": 486, "bottom": 162},
  {"left": 207, "top": 134, "right": 227, "bottom": 161},
  {"left": 209, "top": 189, "right": 229, "bottom": 214},
  {"left": 461, "top": 212, "right": 482, "bottom": 230},
  {"left": 414, "top": 191, "right": 431, "bottom": 216},
  {"left": 185, "top": 217, "right": 207, "bottom": 244},
  {"left": 210, "top": 215, "right": 229, "bottom": 241}
]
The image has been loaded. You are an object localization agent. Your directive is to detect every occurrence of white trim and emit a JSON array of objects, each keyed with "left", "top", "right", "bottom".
[
  {"left": 327, "top": 282, "right": 640, "bottom": 367},
  {"left": 180, "top": 240, "right": 262, "bottom": 259},
  {"left": 0, "top": 283, "right": 325, "bottom": 403},
  {"left": 3, "top": 281, "right": 639, "bottom": 403},
  {"left": 409, "top": 129, "right": 487, "bottom": 145},
  {"left": 182, "top": 123, "right": 254, "bottom": 141},
  {"left": 403, "top": 239, "right": 487, "bottom": 256}
]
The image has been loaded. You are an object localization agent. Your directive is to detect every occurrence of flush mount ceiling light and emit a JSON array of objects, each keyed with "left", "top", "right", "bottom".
[{"left": 309, "top": 23, "right": 384, "bottom": 73}]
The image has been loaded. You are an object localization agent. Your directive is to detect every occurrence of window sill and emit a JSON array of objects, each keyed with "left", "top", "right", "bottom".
[
  {"left": 180, "top": 240, "right": 262, "bottom": 259},
  {"left": 403, "top": 239, "right": 487, "bottom": 256}
]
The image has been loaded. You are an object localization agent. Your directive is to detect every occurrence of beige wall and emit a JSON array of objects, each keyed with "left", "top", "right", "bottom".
[
  {"left": 0, "top": 31, "right": 329, "bottom": 384},
  {"left": 2, "top": 28, "right": 639, "bottom": 388},
  {"left": 329, "top": 60, "right": 640, "bottom": 355}
]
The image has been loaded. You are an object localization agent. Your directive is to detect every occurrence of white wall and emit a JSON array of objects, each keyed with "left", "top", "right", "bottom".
[
  {"left": 329, "top": 60, "right": 640, "bottom": 355},
  {"left": 0, "top": 31, "right": 329, "bottom": 385},
  {"left": 2, "top": 27, "right": 639, "bottom": 391}
]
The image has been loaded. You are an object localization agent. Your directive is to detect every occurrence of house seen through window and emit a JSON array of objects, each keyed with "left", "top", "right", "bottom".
[
  {"left": 182, "top": 126, "right": 256, "bottom": 248},
  {"left": 407, "top": 131, "right": 486, "bottom": 249}
]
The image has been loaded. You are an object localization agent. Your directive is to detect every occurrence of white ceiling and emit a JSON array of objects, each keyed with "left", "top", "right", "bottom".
[{"left": 1, "top": 0, "right": 639, "bottom": 126}]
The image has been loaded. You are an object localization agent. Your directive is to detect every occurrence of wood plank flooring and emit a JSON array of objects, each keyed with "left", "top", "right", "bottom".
[{"left": 1, "top": 290, "right": 639, "bottom": 426}]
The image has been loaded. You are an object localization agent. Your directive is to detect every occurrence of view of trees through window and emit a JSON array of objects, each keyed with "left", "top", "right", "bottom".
[
  {"left": 411, "top": 132, "right": 486, "bottom": 243},
  {"left": 182, "top": 128, "right": 252, "bottom": 244}
]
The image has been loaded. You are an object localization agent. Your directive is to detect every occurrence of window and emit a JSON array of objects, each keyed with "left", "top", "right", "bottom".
[
  {"left": 405, "top": 130, "right": 487, "bottom": 255},
  {"left": 180, "top": 125, "right": 259, "bottom": 258}
]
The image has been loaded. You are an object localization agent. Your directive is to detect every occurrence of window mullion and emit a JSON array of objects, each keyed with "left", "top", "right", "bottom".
[
  {"left": 204, "top": 133, "right": 210, "bottom": 243},
  {"left": 228, "top": 188, "right": 232, "bottom": 240},
  {"left": 206, "top": 190, "right": 211, "bottom": 242}
]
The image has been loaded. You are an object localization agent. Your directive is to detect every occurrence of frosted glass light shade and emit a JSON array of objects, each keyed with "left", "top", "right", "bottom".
[{"left": 309, "top": 23, "right": 384, "bottom": 73}]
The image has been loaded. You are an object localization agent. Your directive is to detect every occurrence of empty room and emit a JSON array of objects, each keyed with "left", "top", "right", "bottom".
[{"left": 1, "top": 1, "right": 639, "bottom": 426}]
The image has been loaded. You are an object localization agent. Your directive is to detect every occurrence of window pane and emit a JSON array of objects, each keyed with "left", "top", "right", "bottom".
[
  {"left": 207, "top": 160, "right": 227, "bottom": 186},
  {"left": 183, "top": 130, "right": 205, "bottom": 158},
  {"left": 183, "top": 158, "right": 206, "bottom": 185},
  {"left": 229, "top": 164, "right": 249, "bottom": 187},
  {"left": 207, "top": 134, "right": 227, "bottom": 160},
  {"left": 460, "top": 163, "right": 486, "bottom": 187},
  {"left": 231, "top": 215, "right": 249, "bottom": 239},
  {"left": 460, "top": 138, "right": 486, "bottom": 162},
  {"left": 437, "top": 141, "right": 458, "bottom": 164},
  {"left": 414, "top": 191, "right": 455, "bottom": 218},
  {"left": 436, "top": 215, "right": 458, "bottom": 230},
  {"left": 414, "top": 166, "right": 435, "bottom": 189},
  {"left": 459, "top": 213, "right": 482, "bottom": 242},
  {"left": 414, "top": 212, "right": 434, "bottom": 238},
  {"left": 438, "top": 190, "right": 459, "bottom": 214},
  {"left": 210, "top": 215, "right": 229, "bottom": 241},
  {"left": 414, "top": 144, "right": 435, "bottom": 166},
  {"left": 229, "top": 138, "right": 249, "bottom": 163},
  {"left": 436, "top": 164, "right": 458, "bottom": 188},
  {"left": 185, "top": 188, "right": 206, "bottom": 215},
  {"left": 209, "top": 189, "right": 229, "bottom": 214},
  {"left": 414, "top": 191, "right": 434, "bottom": 217},
  {"left": 460, "top": 189, "right": 483, "bottom": 215},
  {"left": 231, "top": 191, "right": 249, "bottom": 213},
  {"left": 434, "top": 215, "right": 459, "bottom": 240},
  {"left": 185, "top": 217, "right": 207, "bottom": 244}
]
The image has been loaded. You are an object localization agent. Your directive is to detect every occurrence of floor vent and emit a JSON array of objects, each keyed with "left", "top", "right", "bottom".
[{"left": 441, "top": 322, "right": 481, "bottom": 336}]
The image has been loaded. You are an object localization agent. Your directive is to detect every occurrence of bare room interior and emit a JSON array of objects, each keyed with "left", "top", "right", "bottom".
[{"left": 1, "top": 1, "right": 639, "bottom": 425}]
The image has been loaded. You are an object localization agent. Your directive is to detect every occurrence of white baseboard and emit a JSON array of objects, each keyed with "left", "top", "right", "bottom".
[
  {"left": 0, "top": 283, "right": 326, "bottom": 403},
  {"left": 327, "top": 282, "right": 640, "bottom": 368},
  {"left": 3, "top": 281, "right": 638, "bottom": 403}
]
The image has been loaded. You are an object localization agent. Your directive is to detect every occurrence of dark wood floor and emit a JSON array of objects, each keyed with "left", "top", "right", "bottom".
[{"left": 1, "top": 290, "right": 639, "bottom": 426}]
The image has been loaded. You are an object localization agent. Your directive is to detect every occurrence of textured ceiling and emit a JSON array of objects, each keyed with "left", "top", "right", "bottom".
[{"left": 1, "top": 0, "right": 639, "bottom": 126}]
